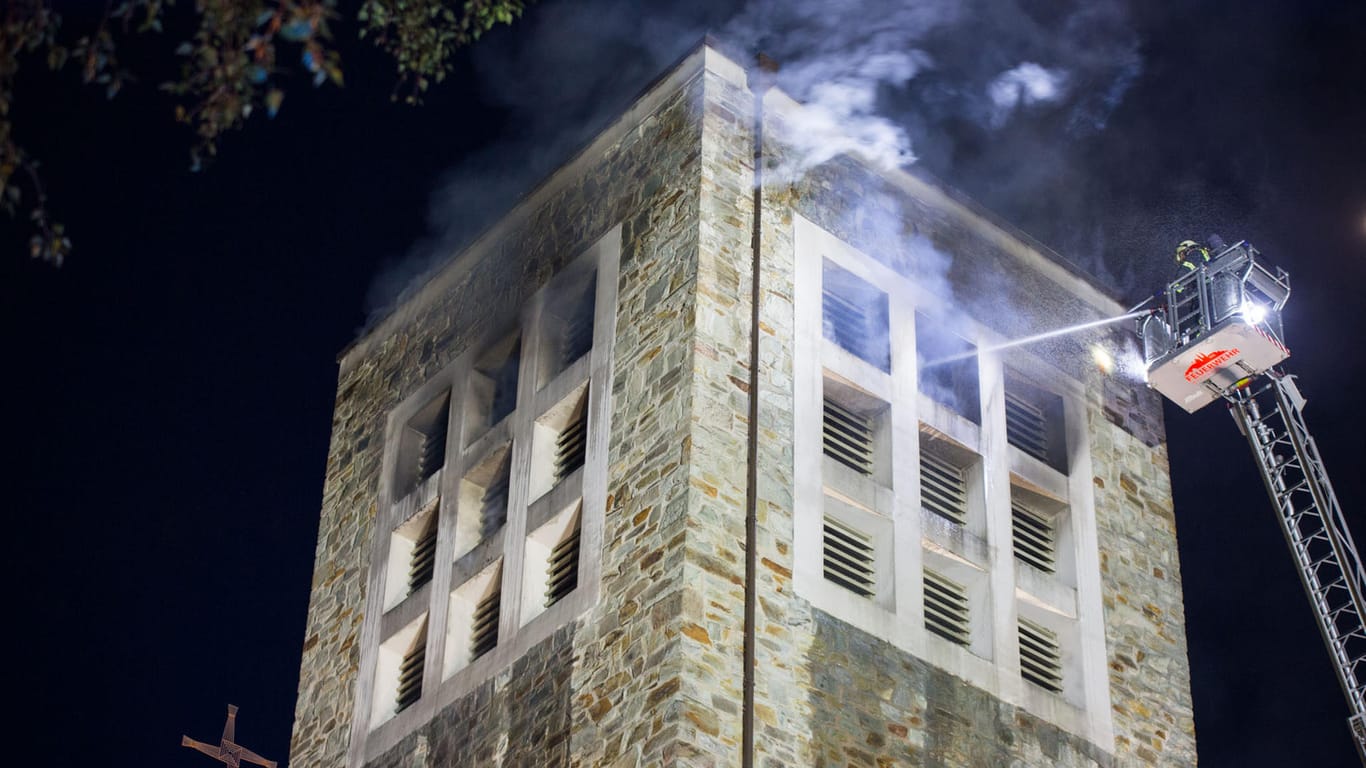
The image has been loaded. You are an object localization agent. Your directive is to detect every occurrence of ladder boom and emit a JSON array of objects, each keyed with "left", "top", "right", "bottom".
[{"left": 1229, "top": 370, "right": 1366, "bottom": 760}]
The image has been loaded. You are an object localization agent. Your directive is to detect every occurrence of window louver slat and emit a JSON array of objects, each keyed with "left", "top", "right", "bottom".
[
  {"left": 920, "top": 451, "right": 968, "bottom": 525},
  {"left": 1020, "top": 619, "right": 1063, "bottom": 692},
  {"left": 924, "top": 570, "right": 970, "bottom": 645},
  {"left": 1011, "top": 501, "right": 1056, "bottom": 573},
  {"left": 414, "top": 401, "right": 449, "bottom": 485},
  {"left": 545, "top": 527, "right": 581, "bottom": 606},
  {"left": 489, "top": 341, "right": 521, "bottom": 425},
  {"left": 470, "top": 590, "right": 500, "bottom": 660},
  {"left": 554, "top": 407, "right": 589, "bottom": 483},
  {"left": 1005, "top": 391, "right": 1049, "bottom": 462},
  {"left": 823, "top": 289, "right": 867, "bottom": 354},
  {"left": 560, "top": 281, "right": 596, "bottom": 368},
  {"left": 407, "top": 512, "right": 438, "bottom": 594},
  {"left": 823, "top": 517, "right": 875, "bottom": 597},
  {"left": 480, "top": 468, "right": 510, "bottom": 539},
  {"left": 395, "top": 630, "right": 426, "bottom": 713},
  {"left": 823, "top": 399, "right": 874, "bottom": 475}
]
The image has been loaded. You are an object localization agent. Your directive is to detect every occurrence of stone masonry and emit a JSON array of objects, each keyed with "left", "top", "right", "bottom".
[{"left": 290, "top": 43, "right": 1196, "bottom": 768}]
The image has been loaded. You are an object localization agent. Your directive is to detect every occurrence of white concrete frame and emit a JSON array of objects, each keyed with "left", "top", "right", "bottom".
[
  {"left": 792, "top": 215, "right": 1114, "bottom": 749},
  {"left": 348, "top": 227, "right": 620, "bottom": 767}
]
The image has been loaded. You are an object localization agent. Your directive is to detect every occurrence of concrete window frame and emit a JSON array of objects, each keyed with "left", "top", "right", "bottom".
[
  {"left": 443, "top": 558, "right": 502, "bottom": 680},
  {"left": 793, "top": 215, "right": 1113, "bottom": 749},
  {"left": 821, "top": 491, "right": 895, "bottom": 609},
  {"left": 349, "top": 227, "right": 620, "bottom": 766}
]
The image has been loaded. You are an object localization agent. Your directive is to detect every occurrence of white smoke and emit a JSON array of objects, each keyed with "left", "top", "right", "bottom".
[
  {"left": 769, "top": 52, "right": 930, "bottom": 179},
  {"left": 723, "top": 0, "right": 962, "bottom": 180},
  {"left": 362, "top": 0, "right": 1147, "bottom": 320},
  {"left": 987, "top": 62, "right": 1069, "bottom": 127}
]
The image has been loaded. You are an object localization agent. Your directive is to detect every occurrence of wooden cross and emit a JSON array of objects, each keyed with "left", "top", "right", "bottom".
[{"left": 182, "top": 705, "right": 277, "bottom": 768}]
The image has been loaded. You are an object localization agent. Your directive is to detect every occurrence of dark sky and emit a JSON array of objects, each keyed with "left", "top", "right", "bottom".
[{"left": 6, "top": 1, "right": 1365, "bottom": 766}]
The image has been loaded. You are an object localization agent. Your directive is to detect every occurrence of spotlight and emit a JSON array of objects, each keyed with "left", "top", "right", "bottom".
[
  {"left": 1241, "top": 301, "right": 1268, "bottom": 324},
  {"left": 1090, "top": 344, "right": 1114, "bottom": 374}
]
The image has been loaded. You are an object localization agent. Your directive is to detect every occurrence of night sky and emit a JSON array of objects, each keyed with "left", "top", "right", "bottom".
[{"left": 7, "top": 1, "right": 1365, "bottom": 766}]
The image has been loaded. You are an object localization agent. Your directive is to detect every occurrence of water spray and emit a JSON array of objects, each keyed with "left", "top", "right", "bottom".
[{"left": 924, "top": 310, "right": 1149, "bottom": 367}]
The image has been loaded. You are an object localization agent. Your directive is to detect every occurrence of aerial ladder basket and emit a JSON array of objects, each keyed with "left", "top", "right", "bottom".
[{"left": 1137, "top": 241, "right": 1366, "bottom": 762}]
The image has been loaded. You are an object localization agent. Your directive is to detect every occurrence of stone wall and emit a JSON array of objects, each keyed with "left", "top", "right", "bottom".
[{"left": 1089, "top": 408, "right": 1196, "bottom": 765}]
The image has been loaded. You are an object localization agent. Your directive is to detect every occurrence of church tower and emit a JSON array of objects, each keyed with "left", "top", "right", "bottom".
[{"left": 289, "top": 42, "right": 1196, "bottom": 767}]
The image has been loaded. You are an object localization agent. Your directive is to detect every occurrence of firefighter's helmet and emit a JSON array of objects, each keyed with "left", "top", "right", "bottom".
[{"left": 1176, "top": 240, "right": 1211, "bottom": 266}]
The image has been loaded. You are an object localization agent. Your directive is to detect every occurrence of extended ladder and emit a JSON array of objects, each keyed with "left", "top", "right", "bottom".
[{"left": 1229, "top": 370, "right": 1366, "bottom": 762}]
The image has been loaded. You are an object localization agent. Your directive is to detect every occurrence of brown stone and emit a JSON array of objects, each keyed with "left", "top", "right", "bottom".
[
  {"left": 759, "top": 557, "right": 791, "bottom": 580},
  {"left": 681, "top": 622, "right": 712, "bottom": 645},
  {"left": 645, "top": 676, "right": 681, "bottom": 709},
  {"left": 588, "top": 696, "right": 614, "bottom": 722},
  {"left": 685, "top": 706, "right": 720, "bottom": 737}
]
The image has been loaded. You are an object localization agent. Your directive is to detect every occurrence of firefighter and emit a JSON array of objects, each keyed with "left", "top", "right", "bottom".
[{"left": 1175, "top": 239, "right": 1211, "bottom": 273}]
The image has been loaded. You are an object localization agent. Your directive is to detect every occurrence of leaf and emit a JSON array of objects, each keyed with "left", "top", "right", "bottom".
[
  {"left": 175, "top": 42, "right": 193, "bottom": 56},
  {"left": 280, "top": 18, "right": 313, "bottom": 41},
  {"left": 47, "top": 46, "right": 69, "bottom": 70},
  {"left": 265, "top": 89, "right": 284, "bottom": 118}
]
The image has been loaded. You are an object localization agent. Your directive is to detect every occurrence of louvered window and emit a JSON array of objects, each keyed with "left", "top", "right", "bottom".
[
  {"left": 479, "top": 459, "right": 511, "bottom": 539},
  {"left": 823, "top": 516, "right": 875, "bottom": 597},
  {"left": 1012, "top": 500, "right": 1056, "bottom": 573},
  {"left": 916, "top": 313, "right": 980, "bottom": 424},
  {"left": 395, "top": 625, "right": 427, "bottom": 714},
  {"left": 822, "top": 267, "right": 890, "bottom": 371},
  {"left": 823, "top": 399, "right": 874, "bottom": 475},
  {"left": 408, "top": 510, "right": 438, "bottom": 595},
  {"left": 545, "top": 525, "right": 581, "bottom": 607},
  {"left": 470, "top": 589, "right": 500, "bottom": 661},
  {"left": 561, "top": 298, "right": 595, "bottom": 369},
  {"left": 823, "top": 289, "right": 867, "bottom": 358},
  {"left": 412, "top": 401, "right": 445, "bottom": 483},
  {"left": 924, "top": 569, "right": 970, "bottom": 646},
  {"left": 399, "top": 393, "right": 450, "bottom": 498},
  {"left": 486, "top": 339, "right": 521, "bottom": 426},
  {"left": 1019, "top": 618, "right": 1063, "bottom": 693},
  {"left": 555, "top": 274, "right": 596, "bottom": 369},
  {"left": 554, "top": 400, "right": 589, "bottom": 483},
  {"left": 415, "top": 423, "right": 446, "bottom": 485},
  {"left": 1005, "top": 390, "right": 1049, "bottom": 463},
  {"left": 920, "top": 450, "right": 968, "bottom": 525}
]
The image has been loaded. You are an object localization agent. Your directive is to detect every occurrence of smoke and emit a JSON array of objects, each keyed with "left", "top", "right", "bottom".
[
  {"left": 717, "top": 0, "right": 963, "bottom": 180},
  {"left": 987, "top": 63, "right": 1068, "bottom": 127},
  {"left": 764, "top": 52, "right": 929, "bottom": 180},
  {"left": 364, "top": 0, "right": 1150, "bottom": 320},
  {"left": 365, "top": 0, "right": 742, "bottom": 319}
]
